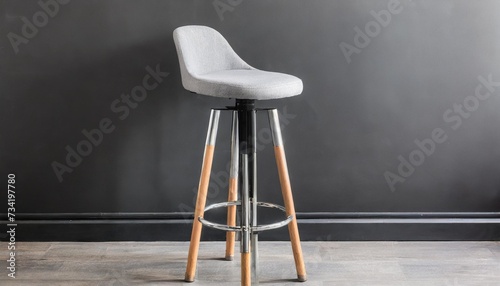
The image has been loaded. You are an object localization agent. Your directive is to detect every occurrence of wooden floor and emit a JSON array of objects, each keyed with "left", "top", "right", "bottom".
[{"left": 1, "top": 241, "right": 499, "bottom": 285}]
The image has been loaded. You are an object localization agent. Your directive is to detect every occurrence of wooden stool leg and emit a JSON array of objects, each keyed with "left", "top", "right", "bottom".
[
  {"left": 225, "top": 177, "right": 238, "bottom": 260},
  {"left": 226, "top": 111, "right": 239, "bottom": 260},
  {"left": 185, "top": 110, "right": 220, "bottom": 282},
  {"left": 241, "top": 252, "right": 251, "bottom": 286},
  {"left": 268, "top": 109, "right": 307, "bottom": 282}
]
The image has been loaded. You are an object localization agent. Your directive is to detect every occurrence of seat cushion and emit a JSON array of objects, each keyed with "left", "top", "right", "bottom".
[{"left": 186, "top": 69, "right": 303, "bottom": 100}]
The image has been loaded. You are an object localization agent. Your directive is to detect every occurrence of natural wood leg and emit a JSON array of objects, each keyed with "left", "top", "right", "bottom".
[
  {"left": 274, "top": 146, "right": 307, "bottom": 282},
  {"left": 185, "top": 145, "right": 215, "bottom": 282},
  {"left": 241, "top": 252, "right": 251, "bottom": 286},
  {"left": 225, "top": 177, "right": 238, "bottom": 260}
]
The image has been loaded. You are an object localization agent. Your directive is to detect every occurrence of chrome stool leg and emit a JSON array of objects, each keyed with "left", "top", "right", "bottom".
[
  {"left": 225, "top": 111, "right": 239, "bottom": 261},
  {"left": 251, "top": 172, "right": 259, "bottom": 286},
  {"left": 240, "top": 154, "right": 251, "bottom": 286},
  {"left": 268, "top": 109, "right": 307, "bottom": 282},
  {"left": 185, "top": 109, "right": 220, "bottom": 282}
]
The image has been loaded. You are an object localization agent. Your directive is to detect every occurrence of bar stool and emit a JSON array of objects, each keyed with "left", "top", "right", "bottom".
[{"left": 173, "top": 25, "right": 306, "bottom": 285}]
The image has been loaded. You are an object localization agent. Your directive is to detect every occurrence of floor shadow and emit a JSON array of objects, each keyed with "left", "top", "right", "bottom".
[
  {"left": 199, "top": 257, "right": 232, "bottom": 262},
  {"left": 137, "top": 278, "right": 186, "bottom": 284},
  {"left": 258, "top": 278, "right": 300, "bottom": 284}
]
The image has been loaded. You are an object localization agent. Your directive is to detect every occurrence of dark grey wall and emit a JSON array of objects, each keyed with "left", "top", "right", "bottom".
[{"left": 1, "top": 0, "right": 499, "bottom": 241}]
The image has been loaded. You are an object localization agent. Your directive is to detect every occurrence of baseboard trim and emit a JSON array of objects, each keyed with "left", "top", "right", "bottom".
[{"left": 1, "top": 212, "right": 499, "bottom": 241}]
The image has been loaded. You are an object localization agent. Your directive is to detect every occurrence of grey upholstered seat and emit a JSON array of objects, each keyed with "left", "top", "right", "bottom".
[{"left": 173, "top": 25, "right": 303, "bottom": 100}]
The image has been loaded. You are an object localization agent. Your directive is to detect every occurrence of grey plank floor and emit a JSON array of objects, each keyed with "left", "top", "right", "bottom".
[{"left": 1, "top": 241, "right": 499, "bottom": 285}]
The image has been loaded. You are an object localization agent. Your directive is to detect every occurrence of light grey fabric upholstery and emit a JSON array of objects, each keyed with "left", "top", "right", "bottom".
[{"left": 173, "top": 25, "right": 303, "bottom": 100}]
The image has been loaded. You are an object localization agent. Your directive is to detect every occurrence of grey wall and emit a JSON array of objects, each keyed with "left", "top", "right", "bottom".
[{"left": 1, "top": 0, "right": 499, "bottom": 241}]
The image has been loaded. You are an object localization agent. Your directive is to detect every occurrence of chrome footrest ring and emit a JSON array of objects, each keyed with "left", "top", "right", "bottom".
[{"left": 198, "top": 201, "right": 293, "bottom": 232}]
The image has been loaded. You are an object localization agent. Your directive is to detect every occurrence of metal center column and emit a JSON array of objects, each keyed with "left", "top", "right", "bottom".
[{"left": 237, "top": 99, "right": 258, "bottom": 286}]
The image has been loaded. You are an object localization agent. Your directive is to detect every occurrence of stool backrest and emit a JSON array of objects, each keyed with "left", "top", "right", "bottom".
[{"left": 173, "top": 25, "right": 253, "bottom": 90}]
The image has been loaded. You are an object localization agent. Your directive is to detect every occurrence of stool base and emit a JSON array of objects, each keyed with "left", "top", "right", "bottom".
[{"left": 184, "top": 101, "right": 307, "bottom": 285}]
